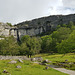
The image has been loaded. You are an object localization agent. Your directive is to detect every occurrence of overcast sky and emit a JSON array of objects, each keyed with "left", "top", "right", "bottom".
[{"left": 0, "top": 0, "right": 75, "bottom": 25}]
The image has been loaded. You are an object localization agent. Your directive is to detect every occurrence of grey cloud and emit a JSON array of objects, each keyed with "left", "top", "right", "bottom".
[
  {"left": 0, "top": 0, "right": 53, "bottom": 24},
  {"left": 62, "top": 0, "right": 75, "bottom": 8},
  {"left": 59, "top": 0, "right": 75, "bottom": 14},
  {"left": 0, "top": 0, "right": 75, "bottom": 24}
]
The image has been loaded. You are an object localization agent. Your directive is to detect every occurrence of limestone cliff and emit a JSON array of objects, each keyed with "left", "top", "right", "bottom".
[
  {"left": 15, "top": 14, "right": 75, "bottom": 37},
  {"left": 0, "top": 22, "right": 10, "bottom": 37},
  {"left": 0, "top": 14, "right": 75, "bottom": 39}
]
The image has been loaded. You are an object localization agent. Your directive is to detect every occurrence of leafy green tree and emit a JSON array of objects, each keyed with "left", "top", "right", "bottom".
[
  {"left": 21, "top": 35, "right": 30, "bottom": 43},
  {"left": 41, "top": 35, "right": 52, "bottom": 53},
  {"left": 62, "top": 24, "right": 67, "bottom": 27},
  {"left": 0, "top": 36, "right": 20, "bottom": 55},
  {"left": 52, "top": 27, "right": 71, "bottom": 43},
  {"left": 0, "top": 39, "right": 8, "bottom": 55},
  {"left": 71, "top": 25, "right": 75, "bottom": 31},
  {"left": 21, "top": 36, "right": 41, "bottom": 57},
  {"left": 19, "top": 43, "right": 29, "bottom": 55},
  {"left": 57, "top": 30, "right": 75, "bottom": 54},
  {"left": 56, "top": 25, "right": 61, "bottom": 29},
  {"left": 68, "top": 21, "right": 74, "bottom": 28},
  {"left": 50, "top": 38, "right": 58, "bottom": 53},
  {"left": 8, "top": 43, "right": 20, "bottom": 55}
]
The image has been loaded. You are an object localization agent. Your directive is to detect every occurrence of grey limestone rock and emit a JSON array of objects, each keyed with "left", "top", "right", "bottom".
[
  {"left": 18, "top": 59, "right": 23, "bottom": 63},
  {"left": 16, "top": 65, "right": 21, "bottom": 68},
  {"left": 31, "top": 57, "right": 43, "bottom": 62},
  {"left": 8, "top": 60, "right": 17, "bottom": 64},
  {"left": 31, "top": 58, "right": 36, "bottom": 62},
  {"left": 0, "top": 14, "right": 75, "bottom": 39},
  {"left": 42, "top": 59, "right": 52, "bottom": 63}
]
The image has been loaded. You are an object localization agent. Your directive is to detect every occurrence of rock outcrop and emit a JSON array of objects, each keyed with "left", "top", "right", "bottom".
[{"left": 0, "top": 14, "right": 75, "bottom": 39}]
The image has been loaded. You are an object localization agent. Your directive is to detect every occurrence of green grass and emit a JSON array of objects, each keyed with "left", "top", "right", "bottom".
[
  {"left": 33, "top": 53, "right": 75, "bottom": 62},
  {"left": 0, "top": 60, "right": 68, "bottom": 75},
  {"left": 33, "top": 53, "right": 75, "bottom": 70}
]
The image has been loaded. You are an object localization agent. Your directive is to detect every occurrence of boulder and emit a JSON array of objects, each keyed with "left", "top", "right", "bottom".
[
  {"left": 16, "top": 65, "right": 21, "bottom": 68},
  {"left": 65, "top": 59, "right": 68, "bottom": 62},
  {"left": 18, "top": 59, "right": 23, "bottom": 63},
  {"left": 69, "top": 62, "right": 73, "bottom": 65},
  {"left": 3, "top": 70, "right": 8, "bottom": 73},
  {"left": 31, "top": 57, "right": 43, "bottom": 62},
  {"left": 45, "top": 67, "right": 49, "bottom": 70},
  {"left": 42, "top": 59, "right": 51, "bottom": 63},
  {"left": 31, "top": 58, "right": 36, "bottom": 62},
  {"left": 9, "top": 60, "right": 17, "bottom": 64},
  {"left": 35, "top": 57, "right": 43, "bottom": 62}
]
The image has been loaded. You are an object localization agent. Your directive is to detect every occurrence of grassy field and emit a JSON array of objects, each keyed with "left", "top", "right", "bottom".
[
  {"left": 33, "top": 53, "right": 75, "bottom": 62},
  {"left": 33, "top": 53, "right": 75, "bottom": 70},
  {"left": 0, "top": 60, "right": 68, "bottom": 75}
]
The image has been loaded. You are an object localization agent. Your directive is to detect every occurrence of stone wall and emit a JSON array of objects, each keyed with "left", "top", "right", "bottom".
[{"left": 0, "top": 56, "right": 29, "bottom": 60}]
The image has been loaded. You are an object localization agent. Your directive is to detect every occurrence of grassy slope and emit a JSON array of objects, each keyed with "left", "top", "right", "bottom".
[
  {"left": 0, "top": 60, "right": 68, "bottom": 75},
  {"left": 34, "top": 53, "right": 75, "bottom": 62},
  {"left": 33, "top": 53, "right": 75, "bottom": 70}
]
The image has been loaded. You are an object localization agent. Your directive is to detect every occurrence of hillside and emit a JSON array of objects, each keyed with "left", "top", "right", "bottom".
[{"left": 0, "top": 14, "right": 75, "bottom": 39}]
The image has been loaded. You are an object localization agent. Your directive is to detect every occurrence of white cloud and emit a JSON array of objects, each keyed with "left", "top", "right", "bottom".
[
  {"left": 62, "top": 0, "right": 75, "bottom": 8},
  {"left": 59, "top": 0, "right": 75, "bottom": 15},
  {"left": 0, "top": 0, "right": 75, "bottom": 24}
]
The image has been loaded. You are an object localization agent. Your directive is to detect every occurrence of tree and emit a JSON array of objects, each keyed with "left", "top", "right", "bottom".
[
  {"left": 56, "top": 25, "right": 61, "bottom": 29},
  {"left": 57, "top": 30, "right": 75, "bottom": 54},
  {"left": 21, "top": 35, "right": 30, "bottom": 43},
  {"left": 19, "top": 43, "right": 29, "bottom": 55},
  {"left": 0, "top": 36, "right": 20, "bottom": 55},
  {"left": 71, "top": 25, "right": 75, "bottom": 31},
  {"left": 20, "top": 36, "right": 41, "bottom": 57},
  {"left": 62, "top": 24, "right": 67, "bottom": 27},
  {"left": 68, "top": 21, "right": 74, "bottom": 28},
  {"left": 52, "top": 27, "right": 71, "bottom": 43},
  {"left": 41, "top": 35, "right": 52, "bottom": 53}
]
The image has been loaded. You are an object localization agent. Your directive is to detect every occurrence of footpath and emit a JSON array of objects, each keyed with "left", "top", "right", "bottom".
[{"left": 47, "top": 64, "right": 75, "bottom": 75}]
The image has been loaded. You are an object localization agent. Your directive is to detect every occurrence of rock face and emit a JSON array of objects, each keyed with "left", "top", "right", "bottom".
[
  {"left": 0, "top": 22, "right": 10, "bottom": 37},
  {"left": 0, "top": 14, "right": 75, "bottom": 39}
]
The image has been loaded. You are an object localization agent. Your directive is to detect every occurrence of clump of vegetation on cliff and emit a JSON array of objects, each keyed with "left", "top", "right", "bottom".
[{"left": 6, "top": 22, "right": 12, "bottom": 27}]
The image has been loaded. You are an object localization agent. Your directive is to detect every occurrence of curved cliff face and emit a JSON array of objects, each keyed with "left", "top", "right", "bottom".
[
  {"left": 0, "top": 22, "right": 10, "bottom": 37},
  {"left": 15, "top": 14, "right": 75, "bottom": 37},
  {"left": 0, "top": 14, "right": 75, "bottom": 39}
]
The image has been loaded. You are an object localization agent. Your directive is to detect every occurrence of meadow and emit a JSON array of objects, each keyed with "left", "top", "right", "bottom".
[
  {"left": 34, "top": 53, "right": 75, "bottom": 62},
  {"left": 0, "top": 59, "right": 68, "bottom": 75},
  {"left": 0, "top": 53, "right": 75, "bottom": 75},
  {"left": 33, "top": 53, "right": 75, "bottom": 70}
]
